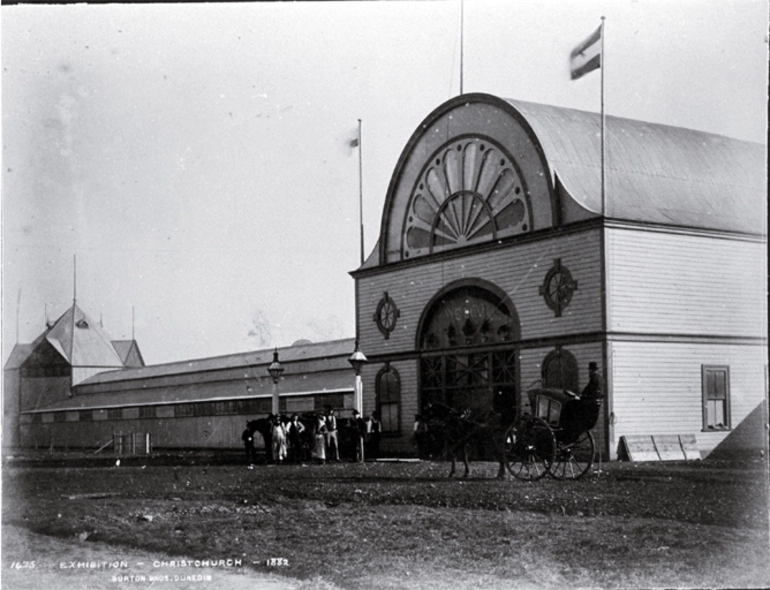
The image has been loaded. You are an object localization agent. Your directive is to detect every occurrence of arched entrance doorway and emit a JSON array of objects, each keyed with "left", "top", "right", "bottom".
[{"left": 417, "top": 281, "right": 520, "bottom": 423}]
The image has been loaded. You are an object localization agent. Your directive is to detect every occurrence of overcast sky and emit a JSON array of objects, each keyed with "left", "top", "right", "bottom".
[{"left": 2, "top": 0, "right": 767, "bottom": 366}]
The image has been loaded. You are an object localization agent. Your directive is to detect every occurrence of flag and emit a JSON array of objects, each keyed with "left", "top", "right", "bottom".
[
  {"left": 570, "top": 25, "right": 602, "bottom": 80},
  {"left": 342, "top": 128, "right": 360, "bottom": 155}
]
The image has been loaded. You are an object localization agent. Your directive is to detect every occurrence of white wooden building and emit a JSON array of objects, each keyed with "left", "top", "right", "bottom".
[{"left": 351, "top": 93, "right": 767, "bottom": 459}]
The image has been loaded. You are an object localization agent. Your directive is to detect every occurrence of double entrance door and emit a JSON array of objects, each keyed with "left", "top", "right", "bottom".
[{"left": 420, "top": 347, "right": 518, "bottom": 459}]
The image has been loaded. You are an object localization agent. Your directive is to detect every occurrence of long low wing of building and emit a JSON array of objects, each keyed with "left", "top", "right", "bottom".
[{"left": 6, "top": 322, "right": 357, "bottom": 450}]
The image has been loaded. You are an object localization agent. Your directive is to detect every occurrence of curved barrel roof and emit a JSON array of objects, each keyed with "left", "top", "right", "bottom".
[
  {"left": 370, "top": 94, "right": 765, "bottom": 270},
  {"left": 506, "top": 97, "right": 766, "bottom": 235}
]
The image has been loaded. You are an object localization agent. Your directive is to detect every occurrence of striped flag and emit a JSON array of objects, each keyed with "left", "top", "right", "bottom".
[{"left": 570, "top": 25, "right": 602, "bottom": 80}]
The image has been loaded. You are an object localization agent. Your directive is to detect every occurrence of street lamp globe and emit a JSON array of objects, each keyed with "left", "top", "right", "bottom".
[
  {"left": 268, "top": 348, "right": 284, "bottom": 383},
  {"left": 348, "top": 340, "right": 368, "bottom": 375}
]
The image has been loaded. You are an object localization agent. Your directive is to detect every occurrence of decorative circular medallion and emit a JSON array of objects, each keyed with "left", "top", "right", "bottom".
[
  {"left": 538, "top": 259, "right": 578, "bottom": 317},
  {"left": 373, "top": 292, "right": 400, "bottom": 339},
  {"left": 401, "top": 136, "right": 531, "bottom": 259}
]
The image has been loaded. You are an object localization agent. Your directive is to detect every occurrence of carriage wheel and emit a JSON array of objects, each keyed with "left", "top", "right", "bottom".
[
  {"left": 550, "top": 430, "right": 595, "bottom": 480},
  {"left": 504, "top": 415, "right": 555, "bottom": 481}
]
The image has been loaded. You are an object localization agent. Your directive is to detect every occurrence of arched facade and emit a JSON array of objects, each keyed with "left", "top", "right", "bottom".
[
  {"left": 417, "top": 280, "right": 520, "bottom": 416},
  {"left": 353, "top": 93, "right": 766, "bottom": 460}
]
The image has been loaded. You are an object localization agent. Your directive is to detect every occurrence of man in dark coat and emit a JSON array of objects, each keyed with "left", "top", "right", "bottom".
[
  {"left": 241, "top": 422, "right": 256, "bottom": 465},
  {"left": 350, "top": 409, "right": 366, "bottom": 462},
  {"left": 580, "top": 362, "right": 603, "bottom": 401},
  {"left": 367, "top": 411, "right": 382, "bottom": 460}
]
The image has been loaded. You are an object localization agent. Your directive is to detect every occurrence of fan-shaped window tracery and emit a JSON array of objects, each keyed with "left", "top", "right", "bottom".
[{"left": 402, "top": 136, "right": 531, "bottom": 259}]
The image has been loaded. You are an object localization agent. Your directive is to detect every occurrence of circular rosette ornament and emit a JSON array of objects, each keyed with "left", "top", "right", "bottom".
[
  {"left": 373, "top": 292, "right": 400, "bottom": 339},
  {"left": 539, "top": 259, "right": 578, "bottom": 317}
]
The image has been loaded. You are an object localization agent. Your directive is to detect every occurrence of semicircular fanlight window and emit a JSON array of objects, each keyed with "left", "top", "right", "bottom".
[{"left": 402, "top": 137, "right": 531, "bottom": 259}]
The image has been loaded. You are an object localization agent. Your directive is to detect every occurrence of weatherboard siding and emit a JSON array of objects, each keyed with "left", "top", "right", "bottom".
[
  {"left": 20, "top": 376, "right": 70, "bottom": 412},
  {"left": 607, "top": 228, "right": 767, "bottom": 337},
  {"left": 358, "top": 229, "right": 603, "bottom": 358},
  {"left": 609, "top": 339, "right": 767, "bottom": 456},
  {"left": 360, "top": 358, "right": 420, "bottom": 453},
  {"left": 19, "top": 416, "right": 247, "bottom": 450},
  {"left": 521, "top": 342, "right": 607, "bottom": 454}
]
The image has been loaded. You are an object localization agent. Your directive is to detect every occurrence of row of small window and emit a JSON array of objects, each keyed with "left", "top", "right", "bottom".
[{"left": 26, "top": 392, "right": 349, "bottom": 425}]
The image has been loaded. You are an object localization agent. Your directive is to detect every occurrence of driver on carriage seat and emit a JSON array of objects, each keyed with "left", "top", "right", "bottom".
[
  {"left": 580, "top": 362, "right": 603, "bottom": 401},
  {"left": 560, "top": 362, "right": 603, "bottom": 438}
]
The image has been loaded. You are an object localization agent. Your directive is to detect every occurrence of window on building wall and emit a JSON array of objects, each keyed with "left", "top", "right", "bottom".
[
  {"left": 542, "top": 348, "right": 579, "bottom": 393},
  {"left": 193, "top": 402, "right": 215, "bottom": 417},
  {"left": 139, "top": 406, "right": 156, "bottom": 419},
  {"left": 79, "top": 410, "right": 93, "bottom": 422},
  {"left": 233, "top": 399, "right": 259, "bottom": 415},
  {"left": 376, "top": 366, "right": 401, "bottom": 434},
  {"left": 107, "top": 408, "right": 121, "bottom": 420},
  {"left": 53, "top": 412, "right": 66, "bottom": 423},
  {"left": 702, "top": 365, "right": 730, "bottom": 430},
  {"left": 175, "top": 404, "right": 194, "bottom": 418}
]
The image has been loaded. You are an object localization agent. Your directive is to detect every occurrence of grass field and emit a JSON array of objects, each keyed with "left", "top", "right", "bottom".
[{"left": 3, "top": 454, "right": 769, "bottom": 589}]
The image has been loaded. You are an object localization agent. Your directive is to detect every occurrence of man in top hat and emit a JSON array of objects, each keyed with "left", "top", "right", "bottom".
[{"left": 580, "top": 362, "right": 603, "bottom": 401}]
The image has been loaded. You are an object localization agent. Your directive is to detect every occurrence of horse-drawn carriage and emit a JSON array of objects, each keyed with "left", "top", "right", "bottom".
[
  {"left": 421, "top": 386, "right": 602, "bottom": 481},
  {"left": 505, "top": 387, "right": 602, "bottom": 480}
]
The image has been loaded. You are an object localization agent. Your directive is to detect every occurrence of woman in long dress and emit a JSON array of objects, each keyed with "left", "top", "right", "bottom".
[
  {"left": 311, "top": 415, "right": 328, "bottom": 464},
  {"left": 271, "top": 415, "right": 288, "bottom": 464}
]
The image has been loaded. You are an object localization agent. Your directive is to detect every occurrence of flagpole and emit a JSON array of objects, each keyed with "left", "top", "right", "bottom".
[
  {"left": 459, "top": 0, "right": 464, "bottom": 95},
  {"left": 600, "top": 16, "right": 606, "bottom": 217},
  {"left": 358, "top": 118, "right": 364, "bottom": 266},
  {"left": 17, "top": 288, "right": 22, "bottom": 343}
]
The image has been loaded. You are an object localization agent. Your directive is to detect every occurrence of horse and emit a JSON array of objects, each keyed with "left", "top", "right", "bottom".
[
  {"left": 247, "top": 416, "right": 275, "bottom": 463},
  {"left": 420, "top": 402, "right": 509, "bottom": 479}
]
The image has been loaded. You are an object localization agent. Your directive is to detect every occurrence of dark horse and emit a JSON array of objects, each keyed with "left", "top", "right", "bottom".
[
  {"left": 247, "top": 416, "right": 275, "bottom": 463},
  {"left": 420, "top": 402, "right": 509, "bottom": 479}
]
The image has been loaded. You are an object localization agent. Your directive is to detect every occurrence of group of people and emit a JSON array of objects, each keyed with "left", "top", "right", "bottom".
[{"left": 241, "top": 407, "right": 382, "bottom": 465}]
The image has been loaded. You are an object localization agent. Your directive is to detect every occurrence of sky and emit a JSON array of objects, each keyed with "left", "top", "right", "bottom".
[{"left": 2, "top": 0, "right": 767, "bottom": 366}]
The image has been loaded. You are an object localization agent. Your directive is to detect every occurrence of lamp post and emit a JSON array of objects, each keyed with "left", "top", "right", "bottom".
[
  {"left": 268, "top": 348, "right": 284, "bottom": 416},
  {"left": 348, "top": 340, "right": 368, "bottom": 462}
]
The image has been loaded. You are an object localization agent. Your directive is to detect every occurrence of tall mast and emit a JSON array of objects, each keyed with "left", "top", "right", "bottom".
[
  {"left": 459, "top": 0, "right": 464, "bottom": 95},
  {"left": 358, "top": 118, "right": 364, "bottom": 266},
  {"left": 600, "top": 16, "right": 606, "bottom": 216}
]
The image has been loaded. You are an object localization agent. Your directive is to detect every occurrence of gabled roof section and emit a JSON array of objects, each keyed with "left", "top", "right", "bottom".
[
  {"left": 112, "top": 340, "right": 145, "bottom": 367},
  {"left": 506, "top": 98, "right": 766, "bottom": 235},
  {"left": 4, "top": 343, "right": 35, "bottom": 370},
  {"left": 46, "top": 304, "right": 124, "bottom": 368},
  {"left": 4, "top": 329, "right": 57, "bottom": 370}
]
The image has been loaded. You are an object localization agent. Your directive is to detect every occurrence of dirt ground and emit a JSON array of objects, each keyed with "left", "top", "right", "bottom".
[{"left": 2, "top": 451, "right": 769, "bottom": 589}]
